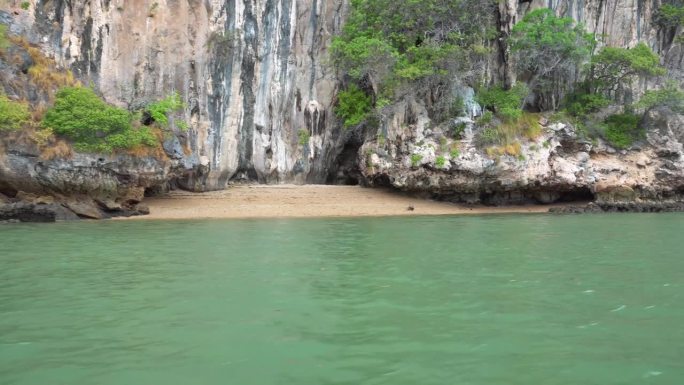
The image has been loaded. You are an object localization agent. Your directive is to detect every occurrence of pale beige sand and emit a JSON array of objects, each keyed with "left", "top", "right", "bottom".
[{"left": 127, "top": 185, "right": 566, "bottom": 220}]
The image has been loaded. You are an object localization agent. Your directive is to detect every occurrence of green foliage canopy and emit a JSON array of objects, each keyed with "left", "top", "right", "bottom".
[
  {"left": 336, "top": 85, "right": 372, "bottom": 128},
  {"left": 601, "top": 113, "right": 643, "bottom": 149},
  {"left": 43, "top": 87, "right": 156, "bottom": 152},
  {"left": 510, "top": 9, "right": 595, "bottom": 109},
  {"left": 654, "top": 4, "right": 684, "bottom": 28},
  {"left": 590, "top": 43, "right": 665, "bottom": 95},
  {"left": 476, "top": 83, "right": 529, "bottom": 122},
  {"left": 637, "top": 82, "right": 684, "bottom": 113},
  {"left": 331, "top": 0, "right": 497, "bottom": 127}
]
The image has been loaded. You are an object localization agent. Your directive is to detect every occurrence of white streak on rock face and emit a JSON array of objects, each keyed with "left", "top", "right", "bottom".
[{"left": 25, "top": 0, "right": 347, "bottom": 189}]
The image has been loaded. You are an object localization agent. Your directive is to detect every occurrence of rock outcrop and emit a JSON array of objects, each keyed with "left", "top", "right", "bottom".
[
  {"left": 3, "top": 0, "right": 348, "bottom": 189},
  {"left": 359, "top": 106, "right": 684, "bottom": 206},
  {"left": 1, "top": 0, "right": 683, "bottom": 221}
]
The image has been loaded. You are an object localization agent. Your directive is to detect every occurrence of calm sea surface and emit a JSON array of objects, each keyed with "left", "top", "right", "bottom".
[{"left": 1, "top": 214, "right": 683, "bottom": 385}]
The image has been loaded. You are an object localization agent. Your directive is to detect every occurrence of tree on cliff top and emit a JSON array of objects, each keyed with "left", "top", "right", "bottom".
[
  {"left": 588, "top": 43, "right": 665, "bottom": 97},
  {"left": 510, "top": 8, "right": 595, "bottom": 110}
]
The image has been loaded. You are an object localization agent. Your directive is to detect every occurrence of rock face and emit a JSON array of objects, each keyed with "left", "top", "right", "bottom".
[
  {"left": 502, "top": 1, "right": 683, "bottom": 84},
  {"left": 1, "top": 0, "right": 684, "bottom": 216},
  {"left": 4, "top": 0, "right": 347, "bottom": 189},
  {"left": 0, "top": 133, "right": 174, "bottom": 220},
  {"left": 359, "top": 107, "right": 684, "bottom": 205}
]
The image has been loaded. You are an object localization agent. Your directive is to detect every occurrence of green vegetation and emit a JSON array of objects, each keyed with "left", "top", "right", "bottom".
[
  {"left": 655, "top": 4, "right": 684, "bottom": 28},
  {"left": 0, "top": 93, "right": 31, "bottom": 131},
  {"left": 476, "top": 83, "right": 528, "bottom": 122},
  {"left": 510, "top": 9, "right": 595, "bottom": 110},
  {"left": 637, "top": 82, "right": 684, "bottom": 113},
  {"left": 450, "top": 148, "right": 460, "bottom": 158},
  {"left": 336, "top": 85, "right": 372, "bottom": 128},
  {"left": 435, "top": 155, "right": 446, "bottom": 168},
  {"left": 145, "top": 92, "right": 184, "bottom": 128},
  {"left": 297, "top": 129, "right": 310, "bottom": 146},
  {"left": 410, "top": 153, "right": 423, "bottom": 167},
  {"left": 588, "top": 43, "right": 665, "bottom": 96},
  {"left": 600, "top": 113, "right": 643, "bottom": 149},
  {"left": 331, "top": 0, "right": 497, "bottom": 126},
  {"left": 564, "top": 92, "right": 611, "bottom": 118},
  {"left": 42, "top": 87, "right": 156, "bottom": 152},
  {"left": 451, "top": 121, "right": 467, "bottom": 138},
  {"left": 478, "top": 112, "right": 541, "bottom": 147},
  {"left": 0, "top": 24, "right": 8, "bottom": 52},
  {"left": 20, "top": 2, "right": 30, "bottom": 10},
  {"left": 478, "top": 110, "right": 493, "bottom": 126}
]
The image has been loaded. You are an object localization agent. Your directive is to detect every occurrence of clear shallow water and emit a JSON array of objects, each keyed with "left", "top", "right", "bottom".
[{"left": 1, "top": 214, "right": 683, "bottom": 385}]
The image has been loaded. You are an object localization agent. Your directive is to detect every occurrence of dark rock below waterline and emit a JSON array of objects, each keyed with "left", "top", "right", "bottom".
[
  {"left": 550, "top": 201, "right": 684, "bottom": 214},
  {"left": 0, "top": 202, "right": 58, "bottom": 223},
  {"left": 1, "top": 198, "right": 151, "bottom": 223}
]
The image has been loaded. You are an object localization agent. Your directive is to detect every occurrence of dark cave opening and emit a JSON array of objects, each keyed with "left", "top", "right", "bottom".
[
  {"left": 555, "top": 187, "right": 595, "bottom": 203},
  {"left": 0, "top": 182, "right": 18, "bottom": 198},
  {"left": 477, "top": 187, "right": 595, "bottom": 206}
]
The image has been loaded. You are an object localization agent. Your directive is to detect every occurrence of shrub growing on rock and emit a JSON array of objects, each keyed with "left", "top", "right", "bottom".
[
  {"left": 0, "top": 93, "right": 31, "bottom": 131},
  {"left": 335, "top": 85, "right": 372, "bottom": 128},
  {"left": 43, "top": 87, "right": 157, "bottom": 152},
  {"left": 654, "top": 4, "right": 684, "bottom": 28},
  {"left": 637, "top": 82, "right": 684, "bottom": 113},
  {"left": 145, "top": 92, "right": 184, "bottom": 128},
  {"left": 600, "top": 113, "right": 643, "bottom": 149},
  {"left": 476, "top": 83, "right": 528, "bottom": 122}
]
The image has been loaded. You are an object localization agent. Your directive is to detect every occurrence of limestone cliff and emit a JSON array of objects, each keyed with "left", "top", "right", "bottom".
[
  {"left": 1, "top": 0, "right": 683, "bottom": 221},
  {"left": 3, "top": 0, "right": 347, "bottom": 190},
  {"left": 357, "top": 0, "right": 684, "bottom": 206}
]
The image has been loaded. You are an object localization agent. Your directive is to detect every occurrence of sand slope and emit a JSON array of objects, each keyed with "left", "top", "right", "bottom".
[{"left": 129, "top": 185, "right": 560, "bottom": 220}]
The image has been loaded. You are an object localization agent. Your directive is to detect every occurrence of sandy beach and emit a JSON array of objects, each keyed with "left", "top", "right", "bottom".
[{"left": 131, "top": 185, "right": 563, "bottom": 220}]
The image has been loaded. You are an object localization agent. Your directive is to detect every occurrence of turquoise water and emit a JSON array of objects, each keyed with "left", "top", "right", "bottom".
[{"left": 1, "top": 214, "right": 683, "bottom": 385}]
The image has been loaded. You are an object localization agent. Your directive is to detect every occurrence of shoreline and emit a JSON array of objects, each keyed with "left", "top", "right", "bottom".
[{"left": 126, "top": 185, "right": 570, "bottom": 220}]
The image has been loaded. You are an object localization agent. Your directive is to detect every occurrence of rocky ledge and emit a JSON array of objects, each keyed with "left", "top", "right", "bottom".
[
  {"left": 358, "top": 106, "right": 684, "bottom": 209},
  {"left": 0, "top": 133, "right": 192, "bottom": 222}
]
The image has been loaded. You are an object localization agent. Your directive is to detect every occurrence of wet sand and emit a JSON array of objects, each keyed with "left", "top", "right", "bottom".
[{"left": 130, "top": 185, "right": 563, "bottom": 220}]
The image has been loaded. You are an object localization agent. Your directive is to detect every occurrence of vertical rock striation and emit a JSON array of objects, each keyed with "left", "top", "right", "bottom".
[{"left": 15, "top": 0, "right": 347, "bottom": 189}]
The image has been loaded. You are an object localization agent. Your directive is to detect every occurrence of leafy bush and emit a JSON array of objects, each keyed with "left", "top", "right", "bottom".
[
  {"left": 297, "top": 129, "right": 310, "bottom": 145},
  {"left": 21, "top": 2, "right": 30, "bottom": 10},
  {"left": 564, "top": 91, "right": 611, "bottom": 117},
  {"left": 478, "top": 110, "right": 494, "bottom": 126},
  {"left": 478, "top": 127, "right": 499, "bottom": 145},
  {"left": 589, "top": 43, "right": 665, "bottom": 96},
  {"left": 0, "top": 93, "right": 31, "bottom": 131},
  {"left": 510, "top": 8, "right": 595, "bottom": 110},
  {"left": 655, "top": 4, "right": 684, "bottom": 28},
  {"left": 451, "top": 121, "right": 467, "bottom": 138},
  {"left": 146, "top": 92, "right": 184, "bottom": 128},
  {"left": 435, "top": 155, "right": 446, "bottom": 168},
  {"left": 331, "top": 0, "right": 498, "bottom": 125},
  {"left": 476, "top": 83, "right": 528, "bottom": 122},
  {"left": 331, "top": 35, "right": 398, "bottom": 81},
  {"left": 43, "top": 87, "right": 157, "bottom": 152},
  {"left": 600, "top": 113, "right": 643, "bottom": 149},
  {"left": 637, "top": 83, "right": 684, "bottom": 113},
  {"left": 410, "top": 153, "right": 423, "bottom": 167},
  {"left": 336, "top": 85, "right": 372, "bottom": 128},
  {"left": 450, "top": 148, "right": 460, "bottom": 158}
]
